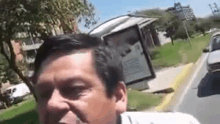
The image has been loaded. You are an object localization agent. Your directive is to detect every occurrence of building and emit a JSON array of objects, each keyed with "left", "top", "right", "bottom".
[
  {"left": 11, "top": 40, "right": 23, "bottom": 62},
  {"left": 21, "top": 24, "right": 80, "bottom": 78},
  {"left": 22, "top": 36, "right": 43, "bottom": 78}
]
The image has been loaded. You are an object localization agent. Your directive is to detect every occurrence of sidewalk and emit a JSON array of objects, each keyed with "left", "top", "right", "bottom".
[
  {"left": 126, "top": 63, "right": 194, "bottom": 94},
  {"left": 146, "top": 63, "right": 194, "bottom": 112},
  {"left": 143, "top": 65, "right": 186, "bottom": 93}
]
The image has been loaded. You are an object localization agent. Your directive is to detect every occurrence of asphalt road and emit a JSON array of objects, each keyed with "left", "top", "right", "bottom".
[{"left": 174, "top": 53, "right": 220, "bottom": 124}]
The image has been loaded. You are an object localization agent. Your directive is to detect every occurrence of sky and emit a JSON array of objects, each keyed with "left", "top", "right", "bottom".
[{"left": 79, "top": 0, "right": 220, "bottom": 33}]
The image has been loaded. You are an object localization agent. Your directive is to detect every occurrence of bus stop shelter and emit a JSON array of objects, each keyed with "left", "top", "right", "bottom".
[{"left": 89, "top": 14, "right": 159, "bottom": 90}]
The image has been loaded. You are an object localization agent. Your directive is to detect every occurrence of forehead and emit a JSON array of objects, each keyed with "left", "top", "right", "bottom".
[{"left": 36, "top": 50, "right": 98, "bottom": 84}]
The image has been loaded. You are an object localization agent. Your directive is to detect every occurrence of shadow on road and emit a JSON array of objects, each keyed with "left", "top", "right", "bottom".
[{"left": 197, "top": 72, "right": 220, "bottom": 97}]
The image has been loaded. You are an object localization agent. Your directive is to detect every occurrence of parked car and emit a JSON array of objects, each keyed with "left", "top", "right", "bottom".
[
  {"left": 203, "top": 32, "right": 220, "bottom": 73},
  {"left": 4, "top": 83, "right": 30, "bottom": 105},
  {"left": 0, "top": 100, "right": 5, "bottom": 109}
]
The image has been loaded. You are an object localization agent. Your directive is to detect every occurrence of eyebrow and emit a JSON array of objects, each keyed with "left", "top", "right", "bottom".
[
  {"left": 35, "top": 75, "right": 91, "bottom": 90},
  {"left": 57, "top": 77, "right": 89, "bottom": 86}
]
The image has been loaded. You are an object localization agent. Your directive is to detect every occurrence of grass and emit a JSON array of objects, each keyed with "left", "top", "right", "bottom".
[
  {"left": 151, "top": 35, "right": 210, "bottom": 69},
  {"left": 0, "top": 97, "right": 38, "bottom": 124},
  {"left": 127, "top": 89, "right": 164, "bottom": 111}
]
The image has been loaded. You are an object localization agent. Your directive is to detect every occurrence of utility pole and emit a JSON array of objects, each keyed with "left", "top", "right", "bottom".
[
  {"left": 209, "top": 3, "right": 220, "bottom": 16},
  {"left": 183, "top": 20, "right": 191, "bottom": 46},
  {"left": 214, "top": 2, "right": 219, "bottom": 12},
  {"left": 209, "top": 4, "right": 215, "bottom": 15},
  {"left": 166, "top": 2, "right": 196, "bottom": 46},
  {"left": 174, "top": 2, "right": 195, "bottom": 45}
]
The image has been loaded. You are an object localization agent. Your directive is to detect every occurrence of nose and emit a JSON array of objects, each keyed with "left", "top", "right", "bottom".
[
  {"left": 44, "top": 89, "right": 84, "bottom": 124},
  {"left": 46, "top": 89, "right": 70, "bottom": 114}
]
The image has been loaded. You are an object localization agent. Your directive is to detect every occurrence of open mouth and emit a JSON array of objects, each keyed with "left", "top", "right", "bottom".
[{"left": 57, "top": 116, "right": 87, "bottom": 124}]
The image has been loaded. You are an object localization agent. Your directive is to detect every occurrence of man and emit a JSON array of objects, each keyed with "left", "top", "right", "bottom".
[{"left": 32, "top": 34, "right": 200, "bottom": 124}]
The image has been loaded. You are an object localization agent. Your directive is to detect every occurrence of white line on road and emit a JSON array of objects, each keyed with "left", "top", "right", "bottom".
[{"left": 173, "top": 54, "right": 208, "bottom": 111}]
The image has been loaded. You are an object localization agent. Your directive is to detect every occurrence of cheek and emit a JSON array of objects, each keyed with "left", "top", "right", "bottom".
[
  {"left": 80, "top": 92, "right": 116, "bottom": 123},
  {"left": 88, "top": 100, "right": 116, "bottom": 124}
]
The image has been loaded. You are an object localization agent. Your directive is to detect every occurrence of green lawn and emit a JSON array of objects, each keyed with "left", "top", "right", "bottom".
[
  {"left": 151, "top": 35, "right": 210, "bottom": 69},
  {"left": 127, "top": 89, "right": 163, "bottom": 111},
  {"left": 0, "top": 97, "right": 38, "bottom": 124}
]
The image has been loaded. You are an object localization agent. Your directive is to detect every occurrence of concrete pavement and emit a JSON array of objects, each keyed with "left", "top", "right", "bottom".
[
  {"left": 143, "top": 64, "right": 189, "bottom": 93},
  {"left": 127, "top": 62, "right": 194, "bottom": 112},
  {"left": 127, "top": 63, "right": 193, "bottom": 94}
]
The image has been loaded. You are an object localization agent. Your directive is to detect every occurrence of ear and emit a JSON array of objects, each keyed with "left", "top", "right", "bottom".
[{"left": 114, "top": 81, "right": 127, "bottom": 115}]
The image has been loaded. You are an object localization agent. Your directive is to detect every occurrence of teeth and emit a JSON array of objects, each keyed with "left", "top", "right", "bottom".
[{"left": 58, "top": 117, "right": 83, "bottom": 124}]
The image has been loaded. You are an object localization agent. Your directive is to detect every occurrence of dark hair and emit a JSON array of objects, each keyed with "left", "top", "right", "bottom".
[{"left": 33, "top": 33, "right": 124, "bottom": 97}]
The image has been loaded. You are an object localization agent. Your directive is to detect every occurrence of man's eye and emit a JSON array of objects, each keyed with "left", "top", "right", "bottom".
[{"left": 62, "top": 87, "right": 84, "bottom": 97}]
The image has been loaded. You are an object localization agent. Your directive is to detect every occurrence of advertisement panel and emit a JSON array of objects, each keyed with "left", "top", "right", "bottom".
[{"left": 103, "top": 25, "right": 155, "bottom": 84}]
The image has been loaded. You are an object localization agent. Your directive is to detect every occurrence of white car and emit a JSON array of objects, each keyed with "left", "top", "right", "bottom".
[
  {"left": 5, "top": 83, "right": 30, "bottom": 105},
  {"left": 203, "top": 32, "right": 220, "bottom": 73}
]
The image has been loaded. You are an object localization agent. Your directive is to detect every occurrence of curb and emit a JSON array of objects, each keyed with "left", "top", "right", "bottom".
[{"left": 154, "top": 63, "right": 194, "bottom": 111}]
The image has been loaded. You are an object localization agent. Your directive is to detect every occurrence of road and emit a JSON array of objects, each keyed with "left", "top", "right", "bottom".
[{"left": 174, "top": 53, "right": 220, "bottom": 124}]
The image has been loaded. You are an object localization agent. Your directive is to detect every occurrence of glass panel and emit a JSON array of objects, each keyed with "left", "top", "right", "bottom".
[
  {"left": 212, "top": 36, "right": 220, "bottom": 51},
  {"left": 104, "top": 27, "right": 153, "bottom": 83}
]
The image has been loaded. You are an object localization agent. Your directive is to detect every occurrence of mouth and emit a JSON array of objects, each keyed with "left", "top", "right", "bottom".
[
  {"left": 57, "top": 117, "right": 87, "bottom": 124},
  {"left": 44, "top": 111, "right": 88, "bottom": 124}
]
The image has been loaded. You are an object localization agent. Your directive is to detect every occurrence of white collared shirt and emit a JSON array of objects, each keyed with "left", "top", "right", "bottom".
[{"left": 120, "top": 112, "right": 200, "bottom": 124}]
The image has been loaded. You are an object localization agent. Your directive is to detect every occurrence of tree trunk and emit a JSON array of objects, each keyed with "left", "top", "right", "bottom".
[
  {"left": 202, "top": 31, "right": 206, "bottom": 36},
  {"left": 171, "top": 36, "right": 174, "bottom": 45},
  {"left": 0, "top": 39, "right": 38, "bottom": 102}
]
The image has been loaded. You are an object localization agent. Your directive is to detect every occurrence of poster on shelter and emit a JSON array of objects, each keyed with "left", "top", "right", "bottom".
[{"left": 103, "top": 26, "right": 154, "bottom": 84}]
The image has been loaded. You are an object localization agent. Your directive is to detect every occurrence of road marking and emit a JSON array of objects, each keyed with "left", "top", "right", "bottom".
[{"left": 173, "top": 54, "right": 208, "bottom": 111}]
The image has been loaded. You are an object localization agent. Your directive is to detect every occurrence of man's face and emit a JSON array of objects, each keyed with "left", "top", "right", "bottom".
[{"left": 35, "top": 50, "right": 127, "bottom": 124}]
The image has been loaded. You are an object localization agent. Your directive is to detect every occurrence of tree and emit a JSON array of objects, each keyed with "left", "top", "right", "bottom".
[
  {"left": 195, "top": 24, "right": 205, "bottom": 36},
  {"left": 134, "top": 8, "right": 171, "bottom": 29},
  {"left": 164, "top": 25, "right": 176, "bottom": 45},
  {"left": 204, "top": 15, "right": 220, "bottom": 30},
  {"left": 0, "top": 55, "right": 20, "bottom": 84},
  {"left": 0, "top": 54, "right": 20, "bottom": 107},
  {"left": 195, "top": 18, "right": 211, "bottom": 36},
  {"left": 172, "top": 20, "right": 196, "bottom": 40},
  {"left": 0, "top": 0, "right": 98, "bottom": 100},
  {"left": 135, "top": 8, "right": 181, "bottom": 45},
  {"left": 163, "top": 15, "right": 181, "bottom": 45}
]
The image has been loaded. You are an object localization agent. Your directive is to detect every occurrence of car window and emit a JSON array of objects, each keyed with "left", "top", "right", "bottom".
[
  {"left": 12, "top": 88, "right": 16, "bottom": 93},
  {"left": 211, "top": 36, "right": 220, "bottom": 52}
]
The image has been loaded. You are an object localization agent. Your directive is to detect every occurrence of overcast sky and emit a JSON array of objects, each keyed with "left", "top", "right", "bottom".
[{"left": 79, "top": 0, "right": 220, "bottom": 33}]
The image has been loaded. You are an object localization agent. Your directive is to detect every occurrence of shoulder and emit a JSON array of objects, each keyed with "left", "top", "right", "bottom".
[{"left": 120, "top": 112, "right": 200, "bottom": 124}]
